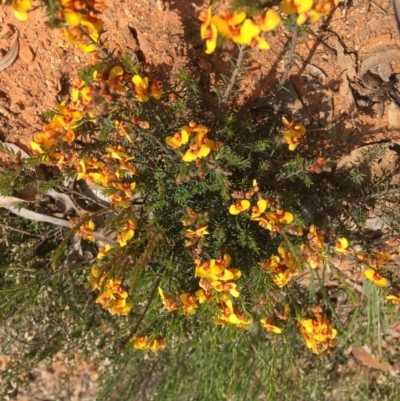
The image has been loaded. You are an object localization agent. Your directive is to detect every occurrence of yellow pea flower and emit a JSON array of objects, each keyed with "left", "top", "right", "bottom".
[
  {"left": 260, "top": 318, "right": 282, "bottom": 334},
  {"left": 158, "top": 287, "right": 179, "bottom": 312},
  {"left": 364, "top": 269, "right": 388, "bottom": 288},
  {"left": 30, "top": 141, "right": 44, "bottom": 155},
  {"left": 257, "top": 10, "right": 281, "bottom": 32},
  {"left": 117, "top": 229, "right": 134, "bottom": 247},
  {"left": 266, "top": 210, "right": 294, "bottom": 225},
  {"left": 180, "top": 293, "right": 198, "bottom": 315},
  {"left": 211, "top": 10, "right": 247, "bottom": 40},
  {"left": 195, "top": 259, "right": 225, "bottom": 279},
  {"left": 149, "top": 338, "right": 166, "bottom": 352},
  {"left": 233, "top": 18, "right": 261, "bottom": 45},
  {"left": 273, "top": 269, "right": 298, "bottom": 287},
  {"left": 150, "top": 80, "right": 163, "bottom": 100},
  {"left": 387, "top": 293, "right": 400, "bottom": 305},
  {"left": 106, "top": 145, "right": 134, "bottom": 161},
  {"left": 334, "top": 237, "right": 349, "bottom": 253},
  {"left": 251, "top": 199, "right": 269, "bottom": 220},
  {"left": 108, "top": 66, "right": 126, "bottom": 93},
  {"left": 229, "top": 200, "right": 251, "bottom": 215},
  {"left": 166, "top": 130, "right": 189, "bottom": 148},
  {"left": 185, "top": 226, "right": 209, "bottom": 239},
  {"left": 132, "top": 75, "right": 151, "bottom": 102},
  {"left": 282, "top": 116, "right": 306, "bottom": 151},
  {"left": 195, "top": 289, "right": 212, "bottom": 303},
  {"left": 182, "top": 143, "right": 210, "bottom": 162},
  {"left": 63, "top": 9, "right": 82, "bottom": 27},
  {"left": 211, "top": 281, "right": 240, "bottom": 297},
  {"left": 199, "top": 7, "right": 218, "bottom": 54},
  {"left": 280, "top": 0, "right": 313, "bottom": 15},
  {"left": 132, "top": 75, "right": 162, "bottom": 102},
  {"left": 11, "top": 0, "right": 31, "bottom": 21},
  {"left": 32, "top": 134, "right": 56, "bottom": 150},
  {"left": 132, "top": 336, "right": 149, "bottom": 350},
  {"left": 97, "top": 244, "right": 111, "bottom": 259},
  {"left": 78, "top": 220, "right": 95, "bottom": 241},
  {"left": 214, "top": 299, "right": 252, "bottom": 330},
  {"left": 262, "top": 255, "right": 281, "bottom": 272}
]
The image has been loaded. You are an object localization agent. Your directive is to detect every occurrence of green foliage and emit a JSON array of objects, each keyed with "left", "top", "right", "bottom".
[{"left": 2, "top": 1, "right": 400, "bottom": 401}]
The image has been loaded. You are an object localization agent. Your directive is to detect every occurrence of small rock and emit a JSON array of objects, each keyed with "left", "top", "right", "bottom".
[
  {"left": 19, "top": 39, "right": 34, "bottom": 63},
  {"left": 306, "top": 39, "right": 316, "bottom": 50},
  {"left": 9, "top": 103, "right": 20, "bottom": 113},
  {"left": 198, "top": 58, "right": 212, "bottom": 72},
  {"left": 163, "top": 55, "right": 173, "bottom": 65}
]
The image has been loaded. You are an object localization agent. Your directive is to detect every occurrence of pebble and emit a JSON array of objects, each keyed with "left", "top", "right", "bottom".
[
  {"left": 306, "top": 39, "right": 316, "bottom": 50},
  {"left": 163, "top": 55, "right": 173, "bottom": 65},
  {"left": 19, "top": 39, "right": 35, "bottom": 63}
]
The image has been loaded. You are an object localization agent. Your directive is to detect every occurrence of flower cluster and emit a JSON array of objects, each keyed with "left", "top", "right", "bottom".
[
  {"left": 262, "top": 246, "right": 299, "bottom": 287},
  {"left": 282, "top": 117, "right": 307, "bottom": 151},
  {"left": 158, "top": 254, "right": 250, "bottom": 329},
  {"left": 158, "top": 288, "right": 201, "bottom": 315},
  {"left": 58, "top": 0, "right": 106, "bottom": 54},
  {"left": 74, "top": 219, "right": 95, "bottom": 241},
  {"left": 166, "top": 122, "right": 217, "bottom": 164},
  {"left": 214, "top": 296, "right": 253, "bottom": 330},
  {"left": 229, "top": 181, "right": 296, "bottom": 236},
  {"left": 182, "top": 208, "right": 210, "bottom": 250},
  {"left": 130, "top": 336, "right": 166, "bottom": 352},
  {"left": 199, "top": 7, "right": 281, "bottom": 54},
  {"left": 75, "top": 68, "right": 161, "bottom": 117},
  {"left": 281, "top": 0, "right": 340, "bottom": 25},
  {"left": 298, "top": 309, "right": 337, "bottom": 354},
  {"left": 30, "top": 100, "right": 138, "bottom": 208},
  {"left": 31, "top": 104, "right": 84, "bottom": 153},
  {"left": 300, "top": 225, "right": 326, "bottom": 269},
  {"left": 87, "top": 266, "right": 132, "bottom": 315},
  {"left": 357, "top": 251, "right": 390, "bottom": 288},
  {"left": 158, "top": 287, "right": 201, "bottom": 315},
  {"left": 196, "top": 254, "right": 241, "bottom": 298}
]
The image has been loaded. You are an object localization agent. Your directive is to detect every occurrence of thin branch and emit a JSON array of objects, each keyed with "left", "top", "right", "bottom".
[
  {"left": 0, "top": 327, "right": 49, "bottom": 347},
  {"left": 79, "top": 26, "right": 110, "bottom": 59},
  {"left": 215, "top": 45, "right": 246, "bottom": 119},
  {"left": 0, "top": 223, "right": 42, "bottom": 238},
  {"left": 277, "top": 165, "right": 307, "bottom": 181},
  {"left": 50, "top": 318, "right": 81, "bottom": 349},
  {"left": 118, "top": 277, "right": 161, "bottom": 351},
  {"left": 279, "top": 23, "right": 299, "bottom": 89},
  {"left": 122, "top": 120, "right": 176, "bottom": 160}
]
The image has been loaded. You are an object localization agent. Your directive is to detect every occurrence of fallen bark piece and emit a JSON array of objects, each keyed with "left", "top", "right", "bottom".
[{"left": 0, "top": 31, "right": 19, "bottom": 71}]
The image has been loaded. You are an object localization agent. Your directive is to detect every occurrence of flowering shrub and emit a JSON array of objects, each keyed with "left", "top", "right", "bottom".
[{"left": 1, "top": 0, "right": 400, "bottom": 400}]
